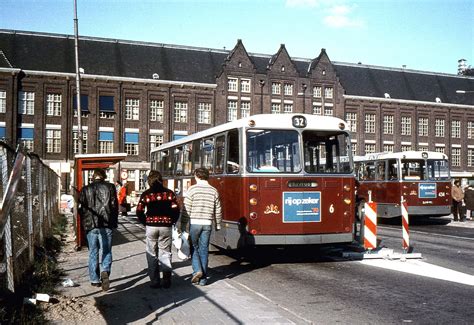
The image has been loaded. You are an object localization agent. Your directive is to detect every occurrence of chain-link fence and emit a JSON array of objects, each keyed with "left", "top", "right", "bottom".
[{"left": 0, "top": 142, "right": 61, "bottom": 293}]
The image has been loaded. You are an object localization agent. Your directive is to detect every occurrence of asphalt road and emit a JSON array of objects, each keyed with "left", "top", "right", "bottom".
[{"left": 205, "top": 217, "right": 474, "bottom": 324}]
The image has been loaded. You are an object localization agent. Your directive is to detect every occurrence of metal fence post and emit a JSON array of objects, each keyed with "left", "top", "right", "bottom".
[
  {"left": 39, "top": 163, "right": 44, "bottom": 243},
  {"left": 26, "top": 156, "right": 34, "bottom": 263}
]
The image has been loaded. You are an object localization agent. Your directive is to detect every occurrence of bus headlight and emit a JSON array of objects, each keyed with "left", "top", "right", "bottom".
[
  {"left": 250, "top": 198, "right": 258, "bottom": 205},
  {"left": 249, "top": 184, "right": 258, "bottom": 192}
]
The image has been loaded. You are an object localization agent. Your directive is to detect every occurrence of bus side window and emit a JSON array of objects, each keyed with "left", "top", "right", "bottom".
[
  {"left": 227, "top": 129, "right": 240, "bottom": 174},
  {"left": 192, "top": 140, "right": 201, "bottom": 170},
  {"left": 183, "top": 143, "right": 192, "bottom": 176},
  {"left": 388, "top": 159, "right": 398, "bottom": 180},
  {"left": 202, "top": 138, "right": 214, "bottom": 173},
  {"left": 215, "top": 135, "right": 225, "bottom": 174},
  {"left": 376, "top": 161, "right": 386, "bottom": 180},
  {"left": 364, "top": 162, "right": 375, "bottom": 181},
  {"left": 174, "top": 146, "right": 183, "bottom": 176}
]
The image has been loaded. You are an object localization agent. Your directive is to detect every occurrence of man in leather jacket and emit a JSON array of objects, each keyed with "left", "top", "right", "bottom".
[{"left": 78, "top": 168, "right": 118, "bottom": 291}]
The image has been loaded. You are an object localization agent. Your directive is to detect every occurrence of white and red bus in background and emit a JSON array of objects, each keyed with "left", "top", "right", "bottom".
[
  {"left": 150, "top": 114, "right": 356, "bottom": 249},
  {"left": 354, "top": 151, "right": 451, "bottom": 219}
]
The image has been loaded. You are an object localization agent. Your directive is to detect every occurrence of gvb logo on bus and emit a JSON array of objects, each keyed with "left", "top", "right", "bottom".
[
  {"left": 283, "top": 192, "right": 321, "bottom": 223},
  {"left": 419, "top": 183, "right": 437, "bottom": 199}
]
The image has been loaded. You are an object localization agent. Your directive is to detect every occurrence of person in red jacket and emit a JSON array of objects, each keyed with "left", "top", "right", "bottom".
[
  {"left": 136, "top": 170, "right": 180, "bottom": 288},
  {"left": 115, "top": 180, "right": 128, "bottom": 216}
]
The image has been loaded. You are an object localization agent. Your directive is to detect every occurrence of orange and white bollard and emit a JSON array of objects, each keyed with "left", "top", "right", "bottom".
[
  {"left": 401, "top": 197, "right": 409, "bottom": 252},
  {"left": 363, "top": 201, "right": 378, "bottom": 251}
]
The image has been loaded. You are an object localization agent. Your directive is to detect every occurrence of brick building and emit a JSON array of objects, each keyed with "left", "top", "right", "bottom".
[{"left": 0, "top": 30, "right": 473, "bottom": 192}]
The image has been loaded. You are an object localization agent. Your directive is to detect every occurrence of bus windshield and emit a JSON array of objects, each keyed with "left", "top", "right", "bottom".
[
  {"left": 303, "top": 131, "right": 352, "bottom": 174},
  {"left": 247, "top": 129, "right": 301, "bottom": 173}
]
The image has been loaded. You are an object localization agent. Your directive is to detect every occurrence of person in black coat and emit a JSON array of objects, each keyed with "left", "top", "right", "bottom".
[
  {"left": 78, "top": 168, "right": 118, "bottom": 291},
  {"left": 463, "top": 185, "right": 474, "bottom": 220},
  {"left": 136, "top": 170, "right": 180, "bottom": 288}
]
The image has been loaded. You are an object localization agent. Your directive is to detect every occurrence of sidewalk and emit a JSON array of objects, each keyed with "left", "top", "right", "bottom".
[{"left": 48, "top": 213, "right": 301, "bottom": 324}]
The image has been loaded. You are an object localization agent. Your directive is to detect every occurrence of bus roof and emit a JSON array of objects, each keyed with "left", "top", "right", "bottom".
[
  {"left": 354, "top": 151, "right": 448, "bottom": 161},
  {"left": 153, "top": 114, "right": 349, "bottom": 152}
]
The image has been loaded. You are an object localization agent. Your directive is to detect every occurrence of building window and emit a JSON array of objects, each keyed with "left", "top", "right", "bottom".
[
  {"left": 150, "top": 134, "right": 163, "bottom": 151},
  {"left": 324, "top": 87, "right": 333, "bottom": 99},
  {"left": 20, "top": 127, "right": 34, "bottom": 151},
  {"left": 401, "top": 145, "right": 412, "bottom": 152},
  {"left": 435, "top": 119, "right": 445, "bottom": 137},
  {"left": 228, "top": 78, "right": 238, "bottom": 92},
  {"left": 418, "top": 117, "right": 429, "bottom": 136},
  {"left": 73, "top": 94, "right": 89, "bottom": 117},
  {"left": 346, "top": 112, "right": 357, "bottom": 132},
  {"left": 271, "top": 82, "right": 281, "bottom": 95},
  {"left": 150, "top": 100, "right": 164, "bottom": 122},
  {"left": 284, "top": 103, "right": 293, "bottom": 113},
  {"left": 0, "top": 90, "right": 6, "bottom": 113},
  {"left": 46, "top": 129, "right": 61, "bottom": 153},
  {"left": 139, "top": 170, "right": 148, "bottom": 191},
  {"left": 383, "top": 115, "right": 394, "bottom": 134},
  {"left": 19, "top": 91, "right": 35, "bottom": 115},
  {"left": 198, "top": 102, "right": 212, "bottom": 124},
  {"left": 365, "top": 143, "right": 376, "bottom": 154},
  {"left": 324, "top": 105, "right": 333, "bottom": 116},
  {"left": 451, "top": 148, "right": 461, "bottom": 167},
  {"left": 124, "top": 132, "right": 139, "bottom": 156},
  {"left": 240, "top": 79, "right": 251, "bottom": 93},
  {"left": 46, "top": 93, "right": 61, "bottom": 116},
  {"left": 383, "top": 144, "right": 394, "bottom": 153},
  {"left": 125, "top": 98, "right": 139, "bottom": 120},
  {"left": 313, "top": 104, "right": 322, "bottom": 115},
  {"left": 451, "top": 120, "right": 461, "bottom": 138},
  {"left": 351, "top": 142, "right": 357, "bottom": 157},
  {"left": 99, "top": 131, "right": 114, "bottom": 154},
  {"left": 468, "top": 149, "right": 474, "bottom": 167},
  {"left": 418, "top": 145, "right": 429, "bottom": 151},
  {"left": 73, "top": 130, "right": 88, "bottom": 154},
  {"left": 401, "top": 116, "right": 412, "bottom": 136},
  {"left": 99, "top": 95, "right": 115, "bottom": 119},
  {"left": 435, "top": 146, "right": 445, "bottom": 154},
  {"left": 365, "top": 113, "right": 376, "bottom": 134},
  {"left": 468, "top": 121, "right": 474, "bottom": 139},
  {"left": 227, "top": 100, "right": 238, "bottom": 121},
  {"left": 241, "top": 101, "right": 251, "bottom": 118},
  {"left": 313, "top": 86, "right": 322, "bottom": 98},
  {"left": 271, "top": 103, "right": 281, "bottom": 114},
  {"left": 174, "top": 101, "right": 188, "bottom": 123},
  {"left": 284, "top": 83, "right": 293, "bottom": 96}
]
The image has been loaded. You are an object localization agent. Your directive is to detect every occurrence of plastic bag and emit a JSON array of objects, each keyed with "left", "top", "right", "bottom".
[{"left": 172, "top": 226, "right": 190, "bottom": 260}]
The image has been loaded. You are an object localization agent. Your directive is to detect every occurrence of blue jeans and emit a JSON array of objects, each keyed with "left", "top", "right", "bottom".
[
  {"left": 86, "top": 228, "right": 113, "bottom": 283},
  {"left": 189, "top": 224, "right": 212, "bottom": 279}
]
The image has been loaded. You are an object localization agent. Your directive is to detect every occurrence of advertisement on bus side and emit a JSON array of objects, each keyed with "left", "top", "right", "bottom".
[{"left": 282, "top": 192, "right": 321, "bottom": 222}]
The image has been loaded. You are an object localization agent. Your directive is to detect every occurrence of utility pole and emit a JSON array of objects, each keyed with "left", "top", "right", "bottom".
[{"left": 74, "top": 0, "right": 83, "bottom": 154}]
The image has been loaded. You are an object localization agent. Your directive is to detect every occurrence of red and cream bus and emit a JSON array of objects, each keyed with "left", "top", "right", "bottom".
[
  {"left": 354, "top": 151, "right": 451, "bottom": 218},
  {"left": 150, "top": 114, "right": 356, "bottom": 249}
]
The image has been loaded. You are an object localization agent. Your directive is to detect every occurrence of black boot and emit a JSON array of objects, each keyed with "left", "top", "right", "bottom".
[{"left": 161, "top": 271, "right": 171, "bottom": 289}]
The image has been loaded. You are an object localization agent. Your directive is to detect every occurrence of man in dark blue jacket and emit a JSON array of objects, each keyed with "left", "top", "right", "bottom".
[
  {"left": 78, "top": 168, "right": 118, "bottom": 291},
  {"left": 136, "top": 170, "right": 180, "bottom": 288}
]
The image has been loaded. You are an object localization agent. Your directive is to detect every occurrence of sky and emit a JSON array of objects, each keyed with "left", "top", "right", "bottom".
[{"left": 0, "top": 0, "right": 473, "bottom": 75}]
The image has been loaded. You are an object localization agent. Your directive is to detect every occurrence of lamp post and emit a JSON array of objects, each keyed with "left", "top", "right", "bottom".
[{"left": 73, "top": 0, "right": 83, "bottom": 154}]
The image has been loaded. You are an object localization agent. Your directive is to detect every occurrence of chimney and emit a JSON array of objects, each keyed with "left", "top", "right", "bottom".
[{"left": 458, "top": 58, "right": 467, "bottom": 75}]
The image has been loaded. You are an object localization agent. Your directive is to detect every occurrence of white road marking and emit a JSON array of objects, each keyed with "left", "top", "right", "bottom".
[{"left": 360, "top": 259, "right": 474, "bottom": 286}]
